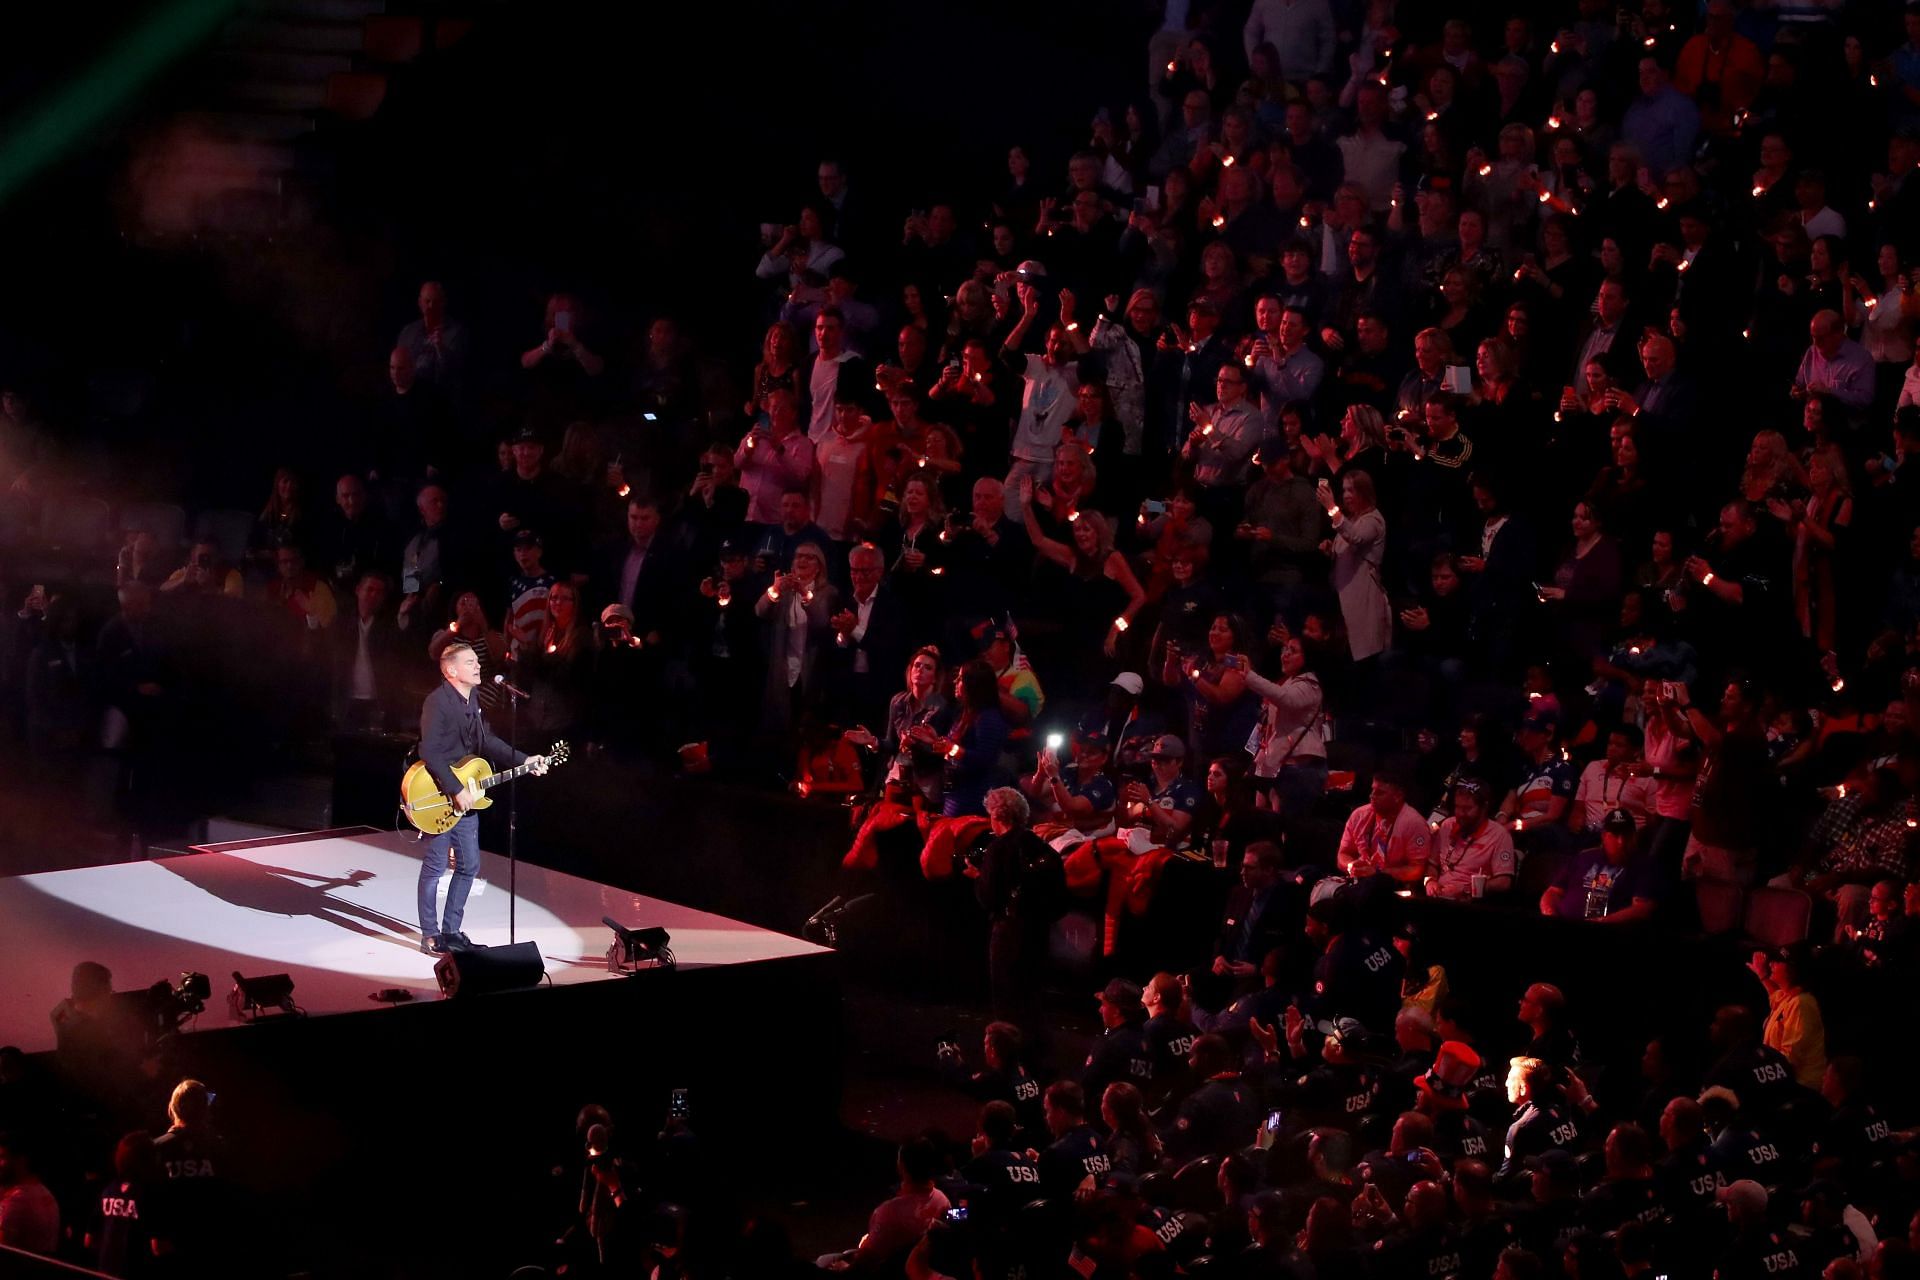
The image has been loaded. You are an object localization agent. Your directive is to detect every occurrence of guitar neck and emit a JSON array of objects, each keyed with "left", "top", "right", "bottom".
[
  {"left": 477, "top": 746, "right": 561, "bottom": 791},
  {"left": 479, "top": 761, "right": 532, "bottom": 790}
]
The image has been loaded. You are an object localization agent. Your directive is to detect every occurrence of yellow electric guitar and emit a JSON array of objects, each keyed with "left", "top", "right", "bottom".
[{"left": 400, "top": 741, "right": 570, "bottom": 835}]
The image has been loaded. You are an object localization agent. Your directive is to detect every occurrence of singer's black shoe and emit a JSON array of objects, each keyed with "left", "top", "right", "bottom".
[
  {"left": 420, "top": 935, "right": 449, "bottom": 955},
  {"left": 443, "top": 932, "right": 473, "bottom": 952},
  {"left": 449, "top": 931, "right": 481, "bottom": 949}
]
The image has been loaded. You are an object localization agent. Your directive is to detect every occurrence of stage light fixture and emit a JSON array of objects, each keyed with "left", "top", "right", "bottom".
[
  {"left": 228, "top": 971, "right": 298, "bottom": 1021},
  {"left": 603, "top": 917, "right": 674, "bottom": 974}
]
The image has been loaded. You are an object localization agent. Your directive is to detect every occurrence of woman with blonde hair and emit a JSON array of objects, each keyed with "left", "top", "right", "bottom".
[
  {"left": 1738, "top": 429, "right": 1806, "bottom": 505},
  {"left": 1301, "top": 403, "right": 1387, "bottom": 482},
  {"left": 1788, "top": 443, "right": 1853, "bottom": 651},
  {"left": 746, "top": 321, "right": 803, "bottom": 419}
]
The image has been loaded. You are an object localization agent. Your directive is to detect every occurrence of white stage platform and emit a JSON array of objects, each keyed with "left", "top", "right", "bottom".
[{"left": 1, "top": 827, "right": 825, "bottom": 1054}]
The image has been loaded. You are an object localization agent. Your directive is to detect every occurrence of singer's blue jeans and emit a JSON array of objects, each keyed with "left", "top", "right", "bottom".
[{"left": 418, "top": 812, "right": 481, "bottom": 941}]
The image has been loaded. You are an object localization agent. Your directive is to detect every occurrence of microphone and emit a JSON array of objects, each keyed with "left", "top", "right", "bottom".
[{"left": 493, "top": 673, "right": 531, "bottom": 699}]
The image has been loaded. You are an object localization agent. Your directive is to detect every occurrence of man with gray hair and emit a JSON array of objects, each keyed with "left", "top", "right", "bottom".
[
  {"left": 1794, "top": 309, "right": 1875, "bottom": 413},
  {"left": 975, "top": 786, "right": 1064, "bottom": 1027}
]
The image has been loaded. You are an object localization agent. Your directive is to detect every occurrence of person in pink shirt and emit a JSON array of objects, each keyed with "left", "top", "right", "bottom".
[
  {"left": 0, "top": 1136, "right": 59, "bottom": 1257},
  {"left": 813, "top": 396, "right": 876, "bottom": 542},
  {"left": 1425, "top": 780, "right": 1517, "bottom": 898},
  {"left": 820, "top": 1137, "right": 949, "bottom": 1271},
  {"left": 1336, "top": 770, "right": 1431, "bottom": 886},
  {"left": 736, "top": 386, "right": 817, "bottom": 525},
  {"left": 1638, "top": 683, "right": 1700, "bottom": 871}
]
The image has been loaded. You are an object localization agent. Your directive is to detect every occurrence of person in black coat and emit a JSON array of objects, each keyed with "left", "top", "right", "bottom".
[
  {"left": 594, "top": 494, "right": 682, "bottom": 649},
  {"left": 823, "top": 542, "right": 910, "bottom": 735},
  {"left": 328, "top": 572, "right": 411, "bottom": 730}
]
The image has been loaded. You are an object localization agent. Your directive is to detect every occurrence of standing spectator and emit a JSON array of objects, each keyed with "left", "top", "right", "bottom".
[
  {"left": 504, "top": 530, "right": 557, "bottom": 655},
  {"left": 0, "top": 1133, "right": 56, "bottom": 1255},
  {"left": 330, "top": 572, "right": 405, "bottom": 731},
  {"left": 152, "top": 1079, "right": 225, "bottom": 1270},
  {"left": 754, "top": 544, "right": 838, "bottom": 740},
  {"left": 812, "top": 397, "right": 876, "bottom": 544},
  {"left": 802, "top": 309, "right": 869, "bottom": 446},
  {"left": 1795, "top": 310, "right": 1876, "bottom": 415},
  {"left": 317, "top": 473, "right": 393, "bottom": 596},
  {"left": 745, "top": 321, "right": 803, "bottom": 421},
  {"left": 1790, "top": 444, "right": 1853, "bottom": 653},
  {"left": 87, "top": 1131, "right": 166, "bottom": 1277},
  {"left": 398, "top": 484, "right": 454, "bottom": 633},
  {"left": 1337, "top": 84, "right": 1406, "bottom": 216},
  {"left": 1002, "top": 282, "right": 1080, "bottom": 489},
  {"left": 1620, "top": 58, "right": 1699, "bottom": 180},
  {"left": 248, "top": 466, "right": 310, "bottom": 576},
  {"left": 1242, "top": 0, "right": 1332, "bottom": 81},
  {"left": 1665, "top": 678, "right": 1772, "bottom": 885},
  {"left": 735, "top": 388, "right": 816, "bottom": 526},
  {"left": 396, "top": 279, "right": 469, "bottom": 397},
  {"left": 974, "top": 787, "right": 1064, "bottom": 1026},
  {"left": 1182, "top": 362, "right": 1267, "bottom": 500},
  {"left": 1242, "top": 635, "right": 1327, "bottom": 819},
  {"left": 519, "top": 292, "right": 607, "bottom": 431},
  {"left": 755, "top": 206, "right": 843, "bottom": 294},
  {"left": 1319, "top": 471, "right": 1391, "bottom": 662}
]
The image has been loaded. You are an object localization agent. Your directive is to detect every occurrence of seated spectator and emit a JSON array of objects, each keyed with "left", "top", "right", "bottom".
[
  {"left": 820, "top": 1137, "right": 947, "bottom": 1272},
  {"left": 1541, "top": 808, "right": 1664, "bottom": 924},
  {"left": 1337, "top": 770, "right": 1430, "bottom": 886},
  {"left": 1771, "top": 766, "right": 1916, "bottom": 938},
  {"left": 1570, "top": 725, "right": 1656, "bottom": 836},
  {"left": 1752, "top": 946, "right": 1828, "bottom": 1091},
  {"left": 1426, "top": 778, "right": 1518, "bottom": 899}
]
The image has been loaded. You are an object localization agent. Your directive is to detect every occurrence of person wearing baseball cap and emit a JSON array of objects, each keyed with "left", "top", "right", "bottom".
[
  {"left": 1424, "top": 777, "right": 1517, "bottom": 899},
  {"left": 1118, "top": 735, "right": 1202, "bottom": 848},
  {"left": 1494, "top": 712, "right": 1577, "bottom": 857},
  {"left": 1022, "top": 721, "right": 1115, "bottom": 832},
  {"left": 1541, "top": 807, "right": 1663, "bottom": 923},
  {"left": 1081, "top": 978, "right": 1152, "bottom": 1102}
]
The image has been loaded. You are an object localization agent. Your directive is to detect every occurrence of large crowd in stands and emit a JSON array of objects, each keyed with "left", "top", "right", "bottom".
[{"left": 13, "top": 0, "right": 1920, "bottom": 1275}]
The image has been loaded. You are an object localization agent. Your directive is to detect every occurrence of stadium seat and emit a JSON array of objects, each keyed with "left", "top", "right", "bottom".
[
  {"left": 1743, "top": 885, "right": 1811, "bottom": 949},
  {"left": 120, "top": 501, "right": 187, "bottom": 549},
  {"left": 194, "top": 508, "right": 254, "bottom": 563},
  {"left": 324, "top": 71, "right": 388, "bottom": 122},
  {"left": 1692, "top": 879, "right": 1744, "bottom": 936},
  {"left": 361, "top": 15, "right": 424, "bottom": 64},
  {"left": 1171, "top": 1154, "right": 1221, "bottom": 1210},
  {"left": 433, "top": 16, "right": 474, "bottom": 48}
]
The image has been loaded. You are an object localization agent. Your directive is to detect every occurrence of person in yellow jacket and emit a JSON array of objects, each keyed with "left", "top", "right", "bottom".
[{"left": 1752, "top": 947, "right": 1827, "bottom": 1090}]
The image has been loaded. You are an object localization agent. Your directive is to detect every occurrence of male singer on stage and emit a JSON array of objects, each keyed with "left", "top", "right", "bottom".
[{"left": 417, "top": 640, "right": 548, "bottom": 954}]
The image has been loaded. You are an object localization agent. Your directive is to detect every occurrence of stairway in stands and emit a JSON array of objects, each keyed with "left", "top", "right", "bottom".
[{"left": 133, "top": 0, "right": 471, "bottom": 237}]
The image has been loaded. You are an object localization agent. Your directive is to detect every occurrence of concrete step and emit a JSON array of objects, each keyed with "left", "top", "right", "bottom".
[
  {"left": 242, "top": 0, "right": 383, "bottom": 21},
  {"left": 218, "top": 15, "right": 363, "bottom": 54},
  {"left": 224, "top": 79, "right": 329, "bottom": 112},
  {"left": 181, "top": 108, "right": 317, "bottom": 143},
  {"left": 204, "top": 47, "right": 355, "bottom": 83}
]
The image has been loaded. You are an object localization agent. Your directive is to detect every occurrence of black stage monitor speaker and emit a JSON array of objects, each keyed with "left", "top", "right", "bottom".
[{"left": 434, "top": 942, "right": 546, "bottom": 997}]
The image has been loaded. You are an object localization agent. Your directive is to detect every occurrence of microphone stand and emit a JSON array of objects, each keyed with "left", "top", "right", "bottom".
[
  {"left": 508, "top": 680, "right": 518, "bottom": 945},
  {"left": 494, "top": 674, "right": 527, "bottom": 945}
]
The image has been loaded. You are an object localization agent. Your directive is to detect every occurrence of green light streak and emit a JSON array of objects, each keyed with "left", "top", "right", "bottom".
[{"left": 0, "top": 0, "right": 239, "bottom": 203}]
